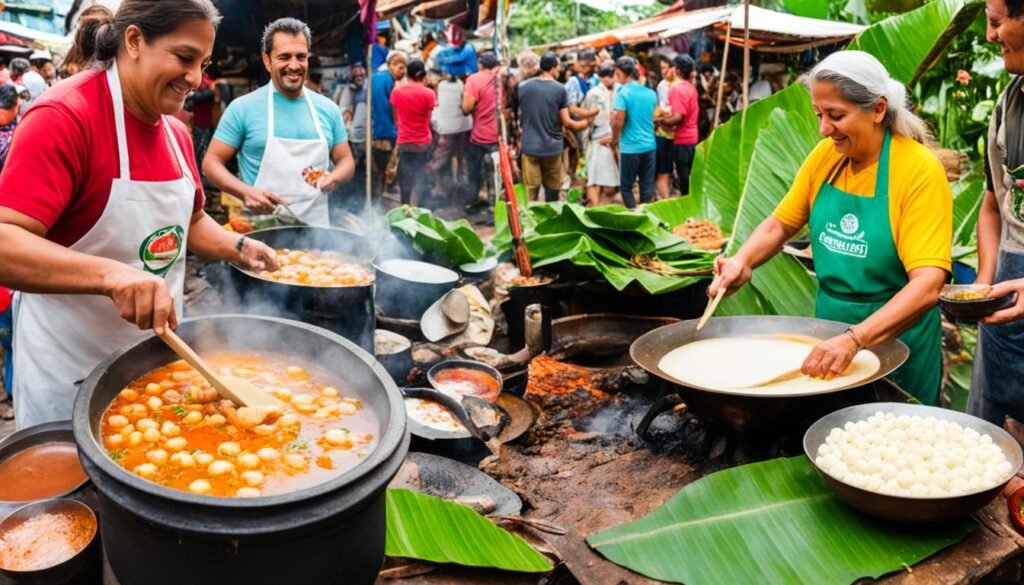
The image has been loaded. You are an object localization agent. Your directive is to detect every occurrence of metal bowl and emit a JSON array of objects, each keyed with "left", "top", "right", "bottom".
[
  {"left": 427, "top": 359, "right": 504, "bottom": 403},
  {"left": 0, "top": 498, "right": 98, "bottom": 584},
  {"left": 0, "top": 421, "right": 89, "bottom": 518},
  {"left": 804, "top": 402, "right": 1024, "bottom": 523}
]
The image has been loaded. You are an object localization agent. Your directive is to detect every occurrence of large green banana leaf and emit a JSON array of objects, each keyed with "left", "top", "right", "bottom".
[
  {"left": 849, "top": 0, "right": 983, "bottom": 86},
  {"left": 386, "top": 206, "right": 491, "bottom": 265},
  {"left": 588, "top": 456, "right": 975, "bottom": 585},
  {"left": 952, "top": 170, "right": 984, "bottom": 247},
  {"left": 385, "top": 489, "right": 553, "bottom": 573}
]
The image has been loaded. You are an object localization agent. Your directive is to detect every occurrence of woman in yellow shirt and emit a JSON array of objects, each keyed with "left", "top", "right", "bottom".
[{"left": 711, "top": 51, "right": 952, "bottom": 404}]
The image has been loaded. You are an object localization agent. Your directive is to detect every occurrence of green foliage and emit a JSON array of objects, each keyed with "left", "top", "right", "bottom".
[
  {"left": 386, "top": 489, "right": 553, "bottom": 572},
  {"left": 589, "top": 456, "right": 975, "bottom": 584},
  {"left": 508, "top": 0, "right": 660, "bottom": 49},
  {"left": 386, "top": 206, "right": 492, "bottom": 266}
]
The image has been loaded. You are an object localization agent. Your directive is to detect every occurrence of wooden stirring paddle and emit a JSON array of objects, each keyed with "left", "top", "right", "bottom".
[
  {"left": 157, "top": 329, "right": 280, "bottom": 408},
  {"left": 696, "top": 286, "right": 727, "bottom": 331}
]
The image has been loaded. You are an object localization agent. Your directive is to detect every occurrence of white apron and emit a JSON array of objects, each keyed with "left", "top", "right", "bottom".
[
  {"left": 252, "top": 86, "right": 331, "bottom": 226},
  {"left": 12, "top": 63, "right": 194, "bottom": 429}
]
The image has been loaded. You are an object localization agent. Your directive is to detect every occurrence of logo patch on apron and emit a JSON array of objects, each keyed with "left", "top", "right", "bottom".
[
  {"left": 139, "top": 225, "right": 184, "bottom": 276},
  {"left": 819, "top": 214, "right": 868, "bottom": 259}
]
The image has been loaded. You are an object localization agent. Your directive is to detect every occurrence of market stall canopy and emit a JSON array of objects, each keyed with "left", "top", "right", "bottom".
[
  {"left": 0, "top": 20, "right": 71, "bottom": 53},
  {"left": 553, "top": 5, "right": 866, "bottom": 53}
]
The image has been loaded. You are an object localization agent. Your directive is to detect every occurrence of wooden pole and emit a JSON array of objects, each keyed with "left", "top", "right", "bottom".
[
  {"left": 742, "top": 0, "right": 750, "bottom": 111},
  {"left": 712, "top": 21, "right": 731, "bottom": 129},
  {"left": 365, "top": 42, "right": 373, "bottom": 210}
]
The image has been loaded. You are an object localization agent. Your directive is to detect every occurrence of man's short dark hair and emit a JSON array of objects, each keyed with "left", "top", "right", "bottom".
[
  {"left": 597, "top": 66, "right": 614, "bottom": 78},
  {"left": 614, "top": 56, "right": 637, "bottom": 79},
  {"left": 673, "top": 54, "right": 695, "bottom": 78},
  {"left": 540, "top": 52, "right": 560, "bottom": 72},
  {"left": 698, "top": 63, "right": 715, "bottom": 75},
  {"left": 406, "top": 59, "right": 427, "bottom": 81},
  {"left": 579, "top": 48, "right": 597, "bottom": 64},
  {"left": 9, "top": 58, "right": 29, "bottom": 77},
  {"left": 479, "top": 51, "right": 499, "bottom": 69},
  {"left": 0, "top": 84, "right": 18, "bottom": 110},
  {"left": 261, "top": 17, "right": 311, "bottom": 55}
]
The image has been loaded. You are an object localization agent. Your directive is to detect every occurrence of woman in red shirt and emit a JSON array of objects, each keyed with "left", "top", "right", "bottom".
[
  {"left": 389, "top": 60, "right": 437, "bottom": 206},
  {"left": 0, "top": 0, "right": 277, "bottom": 428}
]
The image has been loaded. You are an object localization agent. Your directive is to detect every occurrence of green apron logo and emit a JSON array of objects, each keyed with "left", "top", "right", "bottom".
[
  {"left": 820, "top": 215, "right": 868, "bottom": 259},
  {"left": 139, "top": 225, "right": 184, "bottom": 276}
]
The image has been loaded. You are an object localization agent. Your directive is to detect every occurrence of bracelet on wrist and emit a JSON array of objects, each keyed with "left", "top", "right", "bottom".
[{"left": 845, "top": 326, "right": 864, "bottom": 351}]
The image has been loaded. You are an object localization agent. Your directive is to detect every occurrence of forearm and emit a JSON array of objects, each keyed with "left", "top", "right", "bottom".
[
  {"left": 611, "top": 117, "right": 623, "bottom": 144},
  {"left": 186, "top": 212, "right": 243, "bottom": 263},
  {"left": 202, "top": 158, "right": 254, "bottom": 201},
  {"left": 732, "top": 217, "right": 797, "bottom": 271},
  {"left": 0, "top": 224, "right": 124, "bottom": 295},
  {"left": 851, "top": 268, "right": 945, "bottom": 347},
  {"left": 976, "top": 191, "right": 1002, "bottom": 284},
  {"left": 329, "top": 151, "right": 355, "bottom": 184}
]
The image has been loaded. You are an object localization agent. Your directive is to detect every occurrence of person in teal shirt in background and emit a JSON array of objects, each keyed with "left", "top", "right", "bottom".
[
  {"left": 204, "top": 17, "right": 353, "bottom": 225},
  {"left": 610, "top": 56, "right": 658, "bottom": 208},
  {"left": 370, "top": 51, "right": 407, "bottom": 197}
]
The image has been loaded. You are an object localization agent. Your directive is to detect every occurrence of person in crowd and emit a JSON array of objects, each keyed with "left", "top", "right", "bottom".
[
  {"left": 390, "top": 60, "right": 436, "bottom": 206},
  {"left": 187, "top": 72, "right": 216, "bottom": 181},
  {"left": 10, "top": 59, "right": 44, "bottom": 108},
  {"left": 204, "top": 18, "right": 354, "bottom": 226},
  {"left": 582, "top": 64, "right": 619, "bottom": 206},
  {"left": 654, "top": 54, "right": 680, "bottom": 200},
  {"left": 663, "top": 55, "right": 699, "bottom": 195},
  {"left": 967, "top": 0, "right": 1024, "bottom": 424},
  {"left": 566, "top": 49, "right": 597, "bottom": 117},
  {"left": 0, "top": 84, "right": 17, "bottom": 398},
  {"left": 696, "top": 63, "right": 717, "bottom": 140},
  {"left": 719, "top": 71, "right": 742, "bottom": 123},
  {"left": 463, "top": 51, "right": 501, "bottom": 210},
  {"left": 60, "top": 5, "right": 114, "bottom": 78},
  {"left": 0, "top": 85, "right": 19, "bottom": 173},
  {"left": 370, "top": 51, "right": 407, "bottom": 197},
  {"left": 711, "top": 51, "right": 951, "bottom": 405},
  {"left": 517, "top": 49, "right": 540, "bottom": 79},
  {"left": 430, "top": 71, "right": 472, "bottom": 202},
  {"left": 610, "top": 56, "right": 657, "bottom": 208},
  {"left": 518, "top": 52, "right": 589, "bottom": 201},
  {"left": 337, "top": 64, "right": 368, "bottom": 213},
  {"left": 30, "top": 51, "right": 55, "bottom": 87},
  {"left": 0, "top": 0, "right": 278, "bottom": 428}
]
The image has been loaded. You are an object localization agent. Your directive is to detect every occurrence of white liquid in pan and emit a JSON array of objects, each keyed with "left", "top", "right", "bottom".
[{"left": 657, "top": 336, "right": 880, "bottom": 396}]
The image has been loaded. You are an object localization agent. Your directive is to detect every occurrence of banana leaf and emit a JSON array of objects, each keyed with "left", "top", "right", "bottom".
[
  {"left": 952, "top": 171, "right": 984, "bottom": 247},
  {"left": 849, "top": 0, "right": 983, "bottom": 86},
  {"left": 385, "top": 489, "right": 553, "bottom": 573},
  {"left": 386, "top": 206, "right": 491, "bottom": 265},
  {"left": 588, "top": 456, "right": 975, "bottom": 585},
  {"left": 782, "top": 0, "right": 829, "bottom": 18}
]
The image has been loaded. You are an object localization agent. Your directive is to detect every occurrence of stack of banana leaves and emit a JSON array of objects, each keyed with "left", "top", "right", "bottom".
[{"left": 492, "top": 195, "right": 719, "bottom": 295}]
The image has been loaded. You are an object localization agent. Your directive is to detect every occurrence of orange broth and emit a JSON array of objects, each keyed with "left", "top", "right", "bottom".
[
  {"left": 100, "top": 353, "right": 378, "bottom": 498},
  {"left": 432, "top": 368, "right": 500, "bottom": 403},
  {"left": 0, "top": 443, "right": 87, "bottom": 502}
]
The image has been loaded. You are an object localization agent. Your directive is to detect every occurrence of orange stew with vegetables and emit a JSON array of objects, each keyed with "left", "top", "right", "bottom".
[
  {"left": 100, "top": 353, "right": 378, "bottom": 498},
  {"left": 257, "top": 249, "right": 374, "bottom": 287}
]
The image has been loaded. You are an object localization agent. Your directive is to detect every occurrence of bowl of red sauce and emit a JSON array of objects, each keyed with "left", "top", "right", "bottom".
[
  {"left": 0, "top": 421, "right": 89, "bottom": 513},
  {"left": 0, "top": 498, "right": 97, "bottom": 584},
  {"left": 427, "top": 360, "right": 503, "bottom": 404}
]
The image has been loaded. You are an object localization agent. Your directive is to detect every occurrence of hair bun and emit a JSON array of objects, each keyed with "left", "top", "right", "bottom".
[{"left": 885, "top": 78, "right": 907, "bottom": 111}]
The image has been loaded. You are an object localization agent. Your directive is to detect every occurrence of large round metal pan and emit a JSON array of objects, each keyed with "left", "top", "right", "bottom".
[{"left": 630, "top": 316, "right": 909, "bottom": 399}]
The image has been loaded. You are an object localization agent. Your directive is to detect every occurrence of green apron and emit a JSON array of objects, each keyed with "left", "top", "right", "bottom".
[{"left": 808, "top": 131, "right": 942, "bottom": 404}]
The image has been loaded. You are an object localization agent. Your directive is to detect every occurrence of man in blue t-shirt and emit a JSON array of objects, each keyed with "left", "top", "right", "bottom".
[
  {"left": 369, "top": 51, "right": 407, "bottom": 197},
  {"left": 610, "top": 56, "right": 657, "bottom": 208},
  {"left": 204, "top": 18, "right": 354, "bottom": 226}
]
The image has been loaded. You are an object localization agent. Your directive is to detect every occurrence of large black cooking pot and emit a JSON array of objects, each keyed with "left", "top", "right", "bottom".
[
  {"left": 72, "top": 315, "right": 409, "bottom": 585},
  {"left": 227, "top": 226, "right": 376, "bottom": 351},
  {"left": 631, "top": 316, "right": 909, "bottom": 433}
]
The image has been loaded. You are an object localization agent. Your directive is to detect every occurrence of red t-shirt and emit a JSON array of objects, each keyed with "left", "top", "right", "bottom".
[
  {"left": 465, "top": 69, "right": 499, "bottom": 145},
  {"left": 668, "top": 81, "right": 699, "bottom": 146},
  {"left": 0, "top": 69, "right": 204, "bottom": 248},
  {"left": 0, "top": 287, "right": 10, "bottom": 313},
  {"left": 390, "top": 83, "right": 436, "bottom": 145}
]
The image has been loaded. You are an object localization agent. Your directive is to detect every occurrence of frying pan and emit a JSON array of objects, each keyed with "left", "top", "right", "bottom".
[{"left": 630, "top": 316, "right": 909, "bottom": 432}]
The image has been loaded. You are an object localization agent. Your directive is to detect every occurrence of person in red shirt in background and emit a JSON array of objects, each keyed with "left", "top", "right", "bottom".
[
  {"left": 663, "top": 54, "right": 700, "bottom": 195},
  {"left": 390, "top": 60, "right": 436, "bottom": 206},
  {"left": 0, "top": 0, "right": 277, "bottom": 429},
  {"left": 462, "top": 51, "right": 501, "bottom": 211}
]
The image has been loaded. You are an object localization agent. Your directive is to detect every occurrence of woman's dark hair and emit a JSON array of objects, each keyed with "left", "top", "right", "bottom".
[
  {"left": 89, "top": 0, "right": 221, "bottom": 63},
  {"left": 0, "top": 85, "right": 18, "bottom": 110},
  {"left": 673, "top": 54, "right": 695, "bottom": 78},
  {"left": 406, "top": 60, "right": 427, "bottom": 81},
  {"left": 1009, "top": 0, "right": 1024, "bottom": 19}
]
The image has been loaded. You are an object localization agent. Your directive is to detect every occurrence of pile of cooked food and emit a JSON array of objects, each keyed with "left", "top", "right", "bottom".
[
  {"left": 257, "top": 249, "right": 374, "bottom": 287},
  {"left": 672, "top": 219, "right": 725, "bottom": 251}
]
